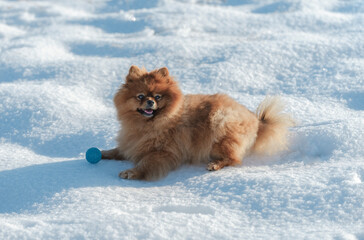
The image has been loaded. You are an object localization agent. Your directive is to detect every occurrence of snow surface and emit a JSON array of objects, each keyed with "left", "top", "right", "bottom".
[{"left": 0, "top": 0, "right": 363, "bottom": 239}]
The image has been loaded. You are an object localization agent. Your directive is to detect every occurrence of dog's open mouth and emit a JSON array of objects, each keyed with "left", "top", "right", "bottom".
[{"left": 137, "top": 108, "right": 156, "bottom": 117}]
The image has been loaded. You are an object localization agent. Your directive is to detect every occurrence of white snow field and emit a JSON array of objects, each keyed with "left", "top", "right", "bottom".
[{"left": 0, "top": 0, "right": 363, "bottom": 239}]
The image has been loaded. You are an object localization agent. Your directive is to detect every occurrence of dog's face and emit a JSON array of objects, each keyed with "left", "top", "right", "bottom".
[
  {"left": 135, "top": 92, "right": 162, "bottom": 118},
  {"left": 114, "top": 66, "right": 183, "bottom": 123}
]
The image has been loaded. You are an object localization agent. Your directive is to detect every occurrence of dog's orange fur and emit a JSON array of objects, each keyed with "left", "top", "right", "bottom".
[{"left": 101, "top": 66, "right": 294, "bottom": 181}]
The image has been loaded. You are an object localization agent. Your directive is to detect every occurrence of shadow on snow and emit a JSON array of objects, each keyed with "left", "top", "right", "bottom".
[{"left": 0, "top": 160, "right": 207, "bottom": 214}]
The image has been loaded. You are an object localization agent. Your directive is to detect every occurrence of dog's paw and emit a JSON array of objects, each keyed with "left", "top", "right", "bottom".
[
  {"left": 119, "top": 169, "right": 141, "bottom": 180},
  {"left": 206, "top": 162, "right": 222, "bottom": 171}
]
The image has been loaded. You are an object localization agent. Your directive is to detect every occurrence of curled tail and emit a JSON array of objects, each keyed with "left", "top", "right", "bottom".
[{"left": 252, "top": 96, "right": 295, "bottom": 155}]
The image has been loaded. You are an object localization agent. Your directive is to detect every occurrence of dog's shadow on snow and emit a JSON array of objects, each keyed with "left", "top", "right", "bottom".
[{"left": 0, "top": 159, "right": 207, "bottom": 214}]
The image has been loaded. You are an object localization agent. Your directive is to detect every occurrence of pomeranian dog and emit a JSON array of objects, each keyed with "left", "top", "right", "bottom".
[{"left": 101, "top": 66, "right": 294, "bottom": 181}]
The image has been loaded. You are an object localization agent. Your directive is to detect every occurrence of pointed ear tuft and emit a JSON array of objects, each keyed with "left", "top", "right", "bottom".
[
  {"left": 126, "top": 65, "right": 145, "bottom": 83},
  {"left": 157, "top": 67, "right": 169, "bottom": 77},
  {"left": 129, "top": 65, "right": 140, "bottom": 74},
  {"left": 129, "top": 65, "right": 144, "bottom": 77}
]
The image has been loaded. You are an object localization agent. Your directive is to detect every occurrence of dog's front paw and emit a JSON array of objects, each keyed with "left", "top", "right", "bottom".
[{"left": 119, "top": 169, "right": 142, "bottom": 180}]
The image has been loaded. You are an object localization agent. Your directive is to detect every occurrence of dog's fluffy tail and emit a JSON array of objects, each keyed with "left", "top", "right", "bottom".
[{"left": 252, "top": 96, "right": 295, "bottom": 155}]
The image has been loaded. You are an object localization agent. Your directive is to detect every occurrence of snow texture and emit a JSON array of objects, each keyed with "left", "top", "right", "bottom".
[{"left": 0, "top": 0, "right": 363, "bottom": 239}]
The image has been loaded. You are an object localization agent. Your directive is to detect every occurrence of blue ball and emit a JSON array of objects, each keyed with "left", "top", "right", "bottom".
[{"left": 86, "top": 147, "right": 102, "bottom": 164}]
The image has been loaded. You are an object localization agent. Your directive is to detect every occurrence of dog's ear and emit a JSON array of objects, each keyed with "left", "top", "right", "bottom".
[
  {"left": 129, "top": 65, "right": 142, "bottom": 76},
  {"left": 157, "top": 67, "right": 169, "bottom": 77},
  {"left": 126, "top": 65, "right": 145, "bottom": 83}
]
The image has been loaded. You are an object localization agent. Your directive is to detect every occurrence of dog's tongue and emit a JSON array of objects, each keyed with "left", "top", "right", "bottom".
[{"left": 144, "top": 109, "right": 153, "bottom": 115}]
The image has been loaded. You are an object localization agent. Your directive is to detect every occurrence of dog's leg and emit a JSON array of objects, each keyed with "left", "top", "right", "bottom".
[
  {"left": 207, "top": 117, "right": 258, "bottom": 171},
  {"left": 119, "top": 151, "right": 180, "bottom": 181},
  {"left": 101, "top": 148, "right": 125, "bottom": 160},
  {"left": 207, "top": 140, "right": 241, "bottom": 171}
]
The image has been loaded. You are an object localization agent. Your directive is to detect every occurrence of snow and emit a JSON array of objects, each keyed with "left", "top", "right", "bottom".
[{"left": 0, "top": 0, "right": 363, "bottom": 239}]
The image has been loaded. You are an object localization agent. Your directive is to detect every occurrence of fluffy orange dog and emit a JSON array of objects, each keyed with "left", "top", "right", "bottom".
[{"left": 101, "top": 66, "right": 294, "bottom": 180}]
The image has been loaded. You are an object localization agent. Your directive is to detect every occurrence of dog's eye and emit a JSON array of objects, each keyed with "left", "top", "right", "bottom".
[
  {"left": 154, "top": 95, "right": 162, "bottom": 100},
  {"left": 137, "top": 94, "right": 145, "bottom": 100}
]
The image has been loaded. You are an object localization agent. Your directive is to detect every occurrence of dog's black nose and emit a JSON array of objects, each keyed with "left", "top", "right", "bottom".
[{"left": 147, "top": 100, "right": 154, "bottom": 106}]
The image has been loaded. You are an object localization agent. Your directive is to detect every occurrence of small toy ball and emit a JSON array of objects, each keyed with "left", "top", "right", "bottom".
[{"left": 86, "top": 147, "right": 102, "bottom": 164}]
